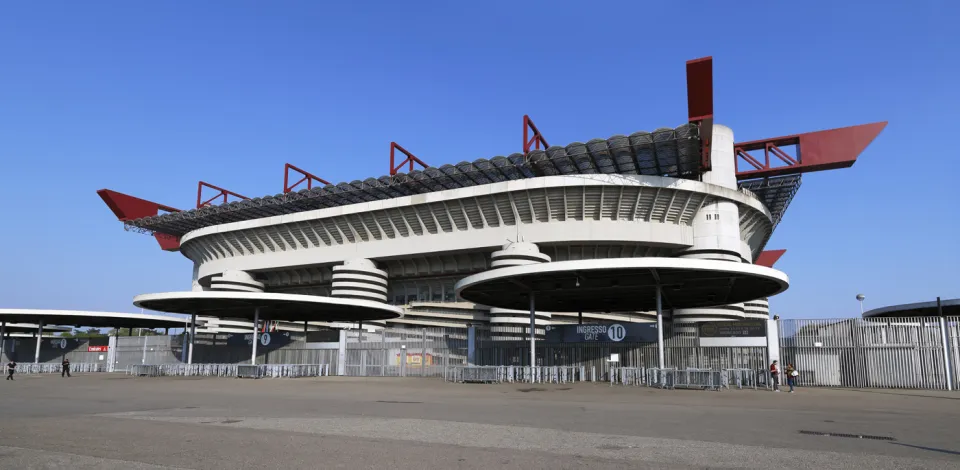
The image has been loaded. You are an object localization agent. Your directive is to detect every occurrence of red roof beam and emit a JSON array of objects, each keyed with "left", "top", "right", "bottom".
[
  {"left": 522, "top": 115, "right": 549, "bottom": 154},
  {"left": 389, "top": 142, "right": 428, "bottom": 175},
  {"left": 284, "top": 163, "right": 331, "bottom": 194},
  {"left": 735, "top": 122, "right": 887, "bottom": 180},
  {"left": 97, "top": 189, "right": 180, "bottom": 221},
  {"left": 96, "top": 189, "right": 182, "bottom": 251},
  {"left": 685, "top": 56, "right": 714, "bottom": 172},
  {"left": 196, "top": 181, "right": 249, "bottom": 209},
  {"left": 754, "top": 249, "right": 786, "bottom": 268}
]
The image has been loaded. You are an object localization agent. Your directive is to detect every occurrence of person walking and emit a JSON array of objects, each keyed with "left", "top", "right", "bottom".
[
  {"left": 6, "top": 360, "right": 16, "bottom": 381},
  {"left": 61, "top": 358, "right": 71, "bottom": 378},
  {"left": 770, "top": 360, "right": 780, "bottom": 392},
  {"left": 785, "top": 363, "right": 798, "bottom": 393}
]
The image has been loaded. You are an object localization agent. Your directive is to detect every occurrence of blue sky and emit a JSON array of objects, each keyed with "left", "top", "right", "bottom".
[{"left": 0, "top": 1, "right": 956, "bottom": 319}]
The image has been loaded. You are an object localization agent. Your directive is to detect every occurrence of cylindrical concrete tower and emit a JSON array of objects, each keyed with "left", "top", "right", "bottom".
[
  {"left": 678, "top": 124, "right": 743, "bottom": 263},
  {"left": 332, "top": 259, "right": 388, "bottom": 303},
  {"left": 209, "top": 270, "right": 265, "bottom": 293},
  {"left": 487, "top": 242, "right": 551, "bottom": 339},
  {"left": 674, "top": 125, "right": 746, "bottom": 322}
]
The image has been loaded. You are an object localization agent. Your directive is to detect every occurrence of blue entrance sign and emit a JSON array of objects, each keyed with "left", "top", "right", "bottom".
[{"left": 544, "top": 323, "right": 658, "bottom": 343}]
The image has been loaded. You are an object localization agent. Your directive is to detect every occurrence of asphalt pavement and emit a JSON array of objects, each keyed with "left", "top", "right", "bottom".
[{"left": 1, "top": 374, "right": 958, "bottom": 469}]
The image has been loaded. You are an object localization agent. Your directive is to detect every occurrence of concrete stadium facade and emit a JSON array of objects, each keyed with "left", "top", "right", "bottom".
[{"left": 168, "top": 125, "right": 776, "bottom": 331}]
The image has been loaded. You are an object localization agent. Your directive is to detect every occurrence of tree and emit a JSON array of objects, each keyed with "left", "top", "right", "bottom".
[
  {"left": 59, "top": 328, "right": 106, "bottom": 338},
  {"left": 106, "top": 328, "right": 161, "bottom": 336}
]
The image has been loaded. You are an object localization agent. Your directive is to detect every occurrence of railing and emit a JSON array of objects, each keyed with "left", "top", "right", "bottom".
[
  {"left": 127, "top": 365, "right": 161, "bottom": 377},
  {"left": 609, "top": 367, "right": 725, "bottom": 391},
  {"left": 446, "top": 365, "right": 595, "bottom": 384},
  {"left": 125, "top": 363, "right": 332, "bottom": 378},
  {"left": 15, "top": 363, "right": 106, "bottom": 374},
  {"left": 723, "top": 368, "right": 767, "bottom": 389}
]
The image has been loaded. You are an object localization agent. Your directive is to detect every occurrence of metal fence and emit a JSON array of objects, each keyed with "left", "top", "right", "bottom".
[
  {"left": 114, "top": 336, "right": 181, "bottom": 370},
  {"left": 8, "top": 315, "right": 958, "bottom": 391},
  {"left": 344, "top": 327, "right": 468, "bottom": 377},
  {"left": 15, "top": 363, "right": 106, "bottom": 374},
  {"left": 779, "top": 317, "right": 957, "bottom": 391},
  {"left": 609, "top": 367, "right": 727, "bottom": 390},
  {"left": 446, "top": 365, "right": 594, "bottom": 383},
  {"left": 126, "top": 363, "right": 332, "bottom": 378}
]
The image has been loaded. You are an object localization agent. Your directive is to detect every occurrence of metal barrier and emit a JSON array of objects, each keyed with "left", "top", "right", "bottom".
[
  {"left": 645, "top": 368, "right": 676, "bottom": 388},
  {"left": 262, "top": 364, "right": 330, "bottom": 378},
  {"left": 122, "top": 363, "right": 332, "bottom": 379},
  {"left": 15, "top": 363, "right": 106, "bottom": 374},
  {"left": 610, "top": 367, "right": 645, "bottom": 386},
  {"left": 160, "top": 363, "right": 239, "bottom": 377},
  {"left": 674, "top": 369, "right": 723, "bottom": 391},
  {"left": 127, "top": 365, "right": 161, "bottom": 377},
  {"left": 237, "top": 365, "right": 264, "bottom": 379},
  {"left": 608, "top": 367, "right": 723, "bottom": 391},
  {"left": 446, "top": 366, "right": 594, "bottom": 384},
  {"left": 722, "top": 368, "right": 766, "bottom": 389}
]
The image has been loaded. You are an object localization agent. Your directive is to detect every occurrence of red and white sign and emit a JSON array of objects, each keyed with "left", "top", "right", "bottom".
[{"left": 88, "top": 346, "right": 109, "bottom": 352}]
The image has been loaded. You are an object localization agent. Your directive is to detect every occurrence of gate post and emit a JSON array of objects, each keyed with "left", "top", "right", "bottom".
[
  {"left": 765, "top": 319, "right": 780, "bottom": 389},
  {"left": 337, "top": 330, "right": 346, "bottom": 376},
  {"left": 107, "top": 336, "right": 118, "bottom": 372},
  {"left": 467, "top": 326, "right": 477, "bottom": 366}
]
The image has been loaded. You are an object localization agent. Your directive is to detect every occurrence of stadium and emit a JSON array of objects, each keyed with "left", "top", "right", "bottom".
[{"left": 98, "top": 56, "right": 886, "bottom": 335}]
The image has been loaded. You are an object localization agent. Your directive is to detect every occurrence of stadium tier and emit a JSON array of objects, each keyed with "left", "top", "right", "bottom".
[{"left": 99, "top": 57, "right": 885, "bottom": 333}]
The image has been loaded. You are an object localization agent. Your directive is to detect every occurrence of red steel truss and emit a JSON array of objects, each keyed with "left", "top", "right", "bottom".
[
  {"left": 389, "top": 142, "right": 428, "bottom": 175},
  {"left": 686, "top": 56, "right": 714, "bottom": 172},
  {"left": 96, "top": 189, "right": 182, "bottom": 251},
  {"left": 522, "top": 115, "right": 549, "bottom": 154},
  {"left": 284, "top": 163, "right": 331, "bottom": 193},
  {"left": 735, "top": 122, "right": 887, "bottom": 180},
  {"left": 196, "top": 181, "right": 249, "bottom": 209}
]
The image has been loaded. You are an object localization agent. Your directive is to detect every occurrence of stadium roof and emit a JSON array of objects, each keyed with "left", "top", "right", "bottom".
[
  {"left": 121, "top": 123, "right": 799, "bottom": 237},
  {"left": 0, "top": 309, "right": 187, "bottom": 329},
  {"left": 455, "top": 258, "right": 790, "bottom": 312},
  {"left": 863, "top": 298, "right": 960, "bottom": 318}
]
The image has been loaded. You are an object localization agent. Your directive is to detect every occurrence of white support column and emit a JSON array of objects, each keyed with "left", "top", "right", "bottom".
[
  {"left": 188, "top": 313, "right": 196, "bottom": 365},
  {"left": 107, "top": 335, "right": 117, "bottom": 372},
  {"left": 656, "top": 287, "right": 664, "bottom": 369},
  {"left": 529, "top": 292, "right": 536, "bottom": 373},
  {"left": 765, "top": 319, "right": 781, "bottom": 389},
  {"left": 0, "top": 321, "right": 5, "bottom": 362},
  {"left": 939, "top": 317, "right": 954, "bottom": 391},
  {"left": 34, "top": 320, "right": 44, "bottom": 364},
  {"left": 251, "top": 308, "right": 260, "bottom": 365}
]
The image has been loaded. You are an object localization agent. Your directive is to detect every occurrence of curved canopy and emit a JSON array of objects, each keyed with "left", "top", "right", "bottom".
[
  {"left": 133, "top": 291, "right": 402, "bottom": 322},
  {"left": 863, "top": 298, "right": 960, "bottom": 318},
  {"left": 0, "top": 309, "right": 187, "bottom": 329},
  {"left": 1, "top": 323, "right": 70, "bottom": 334},
  {"left": 455, "top": 258, "right": 789, "bottom": 312}
]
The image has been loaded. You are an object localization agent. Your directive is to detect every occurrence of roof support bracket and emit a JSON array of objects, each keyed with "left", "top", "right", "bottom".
[
  {"left": 197, "top": 181, "right": 249, "bottom": 209},
  {"left": 389, "top": 142, "right": 429, "bottom": 176},
  {"left": 284, "top": 163, "right": 331, "bottom": 193},
  {"left": 522, "top": 115, "right": 549, "bottom": 154}
]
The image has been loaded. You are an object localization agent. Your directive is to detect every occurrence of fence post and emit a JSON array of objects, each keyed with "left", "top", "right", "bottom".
[
  {"left": 337, "top": 330, "right": 346, "bottom": 376},
  {"left": 939, "top": 316, "right": 954, "bottom": 391},
  {"left": 467, "top": 327, "right": 476, "bottom": 366}
]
